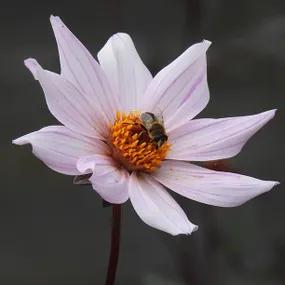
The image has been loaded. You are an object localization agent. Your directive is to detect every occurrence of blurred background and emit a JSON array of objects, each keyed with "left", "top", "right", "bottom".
[{"left": 1, "top": 0, "right": 284, "bottom": 284}]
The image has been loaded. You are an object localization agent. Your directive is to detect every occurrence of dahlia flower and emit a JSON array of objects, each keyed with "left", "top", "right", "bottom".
[{"left": 13, "top": 16, "right": 279, "bottom": 236}]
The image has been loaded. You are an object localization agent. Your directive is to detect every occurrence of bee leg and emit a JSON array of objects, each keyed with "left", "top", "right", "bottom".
[
  {"left": 122, "top": 122, "right": 134, "bottom": 126},
  {"left": 123, "top": 121, "right": 142, "bottom": 127},
  {"left": 137, "top": 129, "right": 152, "bottom": 144},
  {"left": 156, "top": 139, "right": 164, "bottom": 149},
  {"left": 137, "top": 130, "right": 145, "bottom": 139}
]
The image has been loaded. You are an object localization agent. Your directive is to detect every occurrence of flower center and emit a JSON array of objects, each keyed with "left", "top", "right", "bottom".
[{"left": 109, "top": 111, "right": 170, "bottom": 173}]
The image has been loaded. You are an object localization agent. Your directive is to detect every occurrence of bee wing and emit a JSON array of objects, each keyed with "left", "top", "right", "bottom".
[
  {"left": 151, "top": 106, "right": 165, "bottom": 124},
  {"left": 141, "top": 112, "right": 155, "bottom": 129},
  {"left": 155, "top": 112, "right": 164, "bottom": 125}
]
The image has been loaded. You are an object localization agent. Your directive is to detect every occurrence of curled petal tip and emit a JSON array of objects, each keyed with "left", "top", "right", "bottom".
[
  {"left": 260, "top": 109, "right": 277, "bottom": 123},
  {"left": 187, "top": 223, "right": 199, "bottom": 235},
  {"left": 183, "top": 224, "right": 199, "bottom": 236},
  {"left": 12, "top": 139, "right": 19, "bottom": 145},
  {"left": 173, "top": 223, "right": 198, "bottom": 236},
  {"left": 272, "top": 181, "right": 280, "bottom": 187},
  {"left": 50, "top": 15, "right": 61, "bottom": 24},
  {"left": 193, "top": 224, "right": 199, "bottom": 232},
  {"left": 203, "top": 39, "right": 212, "bottom": 47},
  {"left": 262, "top": 180, "right": 280, "bottom": 193},
  {"left": 112, "top": 32, "right": 131, "bottom": 39},
  {"left": 50, "top": 15, "right": 66, "bottom": 31},
  {"left": 24, "top": 58, "right": 41, "bottom": 80},
  {"left": 269, "top": 108, "right": 277, "bottom": 117},
  {"left": 12, "top": 136, "right": 28, "bottom": 146}
]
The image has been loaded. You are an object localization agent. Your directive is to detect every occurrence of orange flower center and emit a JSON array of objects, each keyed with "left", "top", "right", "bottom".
[{"left": 109, "top": 111, "right": 170, "bottom": 173}]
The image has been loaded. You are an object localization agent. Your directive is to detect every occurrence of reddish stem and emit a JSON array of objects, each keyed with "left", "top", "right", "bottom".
[{"left": 105, "top": 204, "right": 122, "bottom": 285}]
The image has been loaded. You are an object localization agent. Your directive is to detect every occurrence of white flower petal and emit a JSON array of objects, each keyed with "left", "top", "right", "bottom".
[
  {"left": 13, "top": 126, "right": 109, "bottom": 175},
  {"left": 140, "top": 40, "right": 211, "bottom": 130},
  {"left": 168, "top": 110, "right": 276, "bottom": 161},
  {"left": 128, "top": 172, "right": 198, "bottom": 235},
  {"left": 77, "top": 155, "right": 129, "bottom": 204},
  {"left": 50, "top": 15, "right": 119, "bottom": 124},
  {"left": 153, "top": 160, "right": 279, "bottom": 207},
  {"left": 24, "top": 58, "right": 108, "bottom": 139},
  {"left": 98, "top": 33, "right": 153, "bottom": 112}
]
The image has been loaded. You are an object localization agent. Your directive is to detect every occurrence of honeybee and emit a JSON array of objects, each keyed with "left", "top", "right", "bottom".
[{"left": 140, "top": 112, "right": 168, "bottom": 148}]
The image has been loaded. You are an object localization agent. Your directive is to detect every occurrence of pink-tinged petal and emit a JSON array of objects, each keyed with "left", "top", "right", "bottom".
[
  {"left": 153, "top": 160, "right": 279, "bottom": 207},
  {"left": 13, "top": 126, "right": 109, "bottom": 175},
  {"left": 128, "top": 172, "right": 198, "bottom": 235},
  {"left": 24, "top": 58, "right": 108, "bottom": 139},
  {"left": 140, "top": 40, "right": 211, "bottom": 130},
  {"left": 50, "top": 15, "right": 119, "bottom": 123},
  {"left": 77, "top": 155, "right": 129, "bottom": 204},
  {"left": 168, "top": 110, "right": 276, "bottom": 161},
  {"left": 98, "top": 33, "right": 153, "bottom": 112}
]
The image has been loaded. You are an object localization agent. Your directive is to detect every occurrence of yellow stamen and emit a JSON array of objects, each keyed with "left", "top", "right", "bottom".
[{"left": 109, "top": 111, "right": 170, "bottom": 173}]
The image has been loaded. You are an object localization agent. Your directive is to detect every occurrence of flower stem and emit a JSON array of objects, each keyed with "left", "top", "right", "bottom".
[{"left": 105, "top": 204, "right": 121, "bottom": 285}]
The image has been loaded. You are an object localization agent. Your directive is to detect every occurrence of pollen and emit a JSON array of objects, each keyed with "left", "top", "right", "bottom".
[{"left": 109, "top": 111, "right": 170, "bottom": 173}]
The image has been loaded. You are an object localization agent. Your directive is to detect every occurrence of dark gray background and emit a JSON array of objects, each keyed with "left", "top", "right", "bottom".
[{"left": 2, "top": 0, "right": 284, "bottom": 284}]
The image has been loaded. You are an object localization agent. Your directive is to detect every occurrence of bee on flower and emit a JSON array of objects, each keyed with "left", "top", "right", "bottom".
[{"left": 13, "top": 16, "right": 279, "bottom": 236}]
